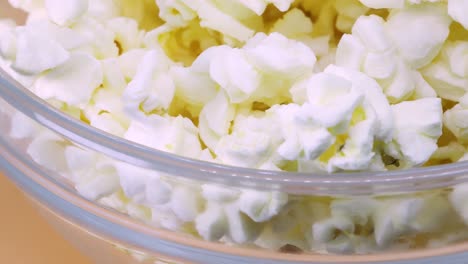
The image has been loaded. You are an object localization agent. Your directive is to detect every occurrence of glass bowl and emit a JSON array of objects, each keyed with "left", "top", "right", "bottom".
[{"left": 2, "top": 3, "right": 468, "bottom": 263}]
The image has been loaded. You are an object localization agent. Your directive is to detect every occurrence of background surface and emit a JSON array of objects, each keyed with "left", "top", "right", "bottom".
[{"left": 0, "top": 173, "right": 91, "bottom": 264}]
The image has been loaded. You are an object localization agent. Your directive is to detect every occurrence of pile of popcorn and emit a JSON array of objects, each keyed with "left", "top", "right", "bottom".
[{"left": 2, "top": 0, "right": 468, "bottom": 255}]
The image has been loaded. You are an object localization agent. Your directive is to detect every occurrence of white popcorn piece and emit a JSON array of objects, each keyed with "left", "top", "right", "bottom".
[
  {"left": 13, "top": 26, "right": 69, "bottom": 75},
  {"left": 268, "top": 0, "right": 295, "bottom": 12},
  {"left": 371, "top": 196, "right": 451, "bottom": 247},
  {"left": 231, "top": 0, "right": 268, "bottom": 15},
  {"left": 126, "top": 203, "right": 151, "bottom": 222},
  {"left": 444, "top": 41, "right": 468, "bottom": 78},
  {"left": 171, "top": 65, "right": 217, "bottom": 107},
  {"left": 87, "top": 0, "right": 119, "bottom": 21},
  {"left": 34, "top": 52, "right": 103, "bottom": 107},
  {"left": 412, "top": 71, "right": 437, "bottom": 99},
  {"left": 115, "top": 162, "right": 154, "bottom": 204},
  {"left": 330, "top": 198, "right": 377, "bottom": 226},
  {"left": 450, "top": 183, "right": 468, "bottom": 224},
  {"left": 98, "top": 192, "right": 127, "bottom": 212},
  {"left": 245, "top": 32, "right": 316, "bottom": 80},
  {"left": 352, "top": 15, "right": 391, "bottom": 53},
  {"left": 9, "top": 111, "right": 39, "bottom": 139},
  {"left": 195, "top": 203, "right": 228, "bottom": 241},
  {"left": 145, "top": 176, "right": 173, "bottom": 206},
  {"left": 363, "top": 49, "right": 397, "bottom": 80},
  {"left": 27, "top": 130, "right": 68, "bottom": 172},
  {"left": 225, "top": 203, "right": 262, "bottom": 244},
  {"left": 358, "top": 0, "right": 405, "bottom": 9},
  {"left": 238, "top": 190, "right": 288, "bottom": 222},
  {"left": 151, "top": 204, "right": 184, "bottom": 231},
  {"left": 254, "top": 223, "right": 307, "bottom": 251},
  {"left": 373, "top": 198, "right": 420, "bottom": 247},
  {"left": 72, "top": 17, "right": 119, "bottom": 58},
  {"left": 328, "top": 118, "right": 377, "bottom": 171},
  {"left": 45, "top": 0, "right": 88, "bottom": 26},
  {"left": 86, "top": 111, "right": 126, "bottom": 137},
  {"left": 335, "top": 34, "right": 366, "bottom": 71},
  {"left": 0, "top": 20, "right": 17, "bottom": 61},
  {"left": 299, "top": 72, "right": 364, "bottom": 128},
  {"left": 216, "top": 129, "right": 273, "bottom": 168},
  {"left": 385, "top": 3, "right": 451, "bottom": 68},
  {"left": 201, "top": 184, "right": 240, "bottom": 203},
  {"left": 312, "top": 217, "right": 354, "bottom": 243},
  {"left": 422, "top": 60, "right": 468, "bottom": 101},
  {"left": 156, "top": 0, "right": 196, "bottom": 27},
  {"left": 270, "top": 8, "right": 313, "bottom": 38},
  {"left": 75, "top": 170, "right": 120, "bottom": 201},
  {"left": 8, "top": 0, "right": 44, "bottom": 12},
  {"left": 430, "top": 141, "right": 466, "bottom": 162},
  {"left": 125, "top": 115, "right": 202, "bottom": 158},
  {"left": 448, "top": 0, "right": 468, "bottom": 30},
  {"left": 101, "top": 58, "right": 126, "bottom": 92},
  {"left": 170, "top": 185, "right": 204, "bottom": 222},
  {"left": 196, "top": 1, "right": 255, "bottom": 42},
  {"left": 391, "top": 98, "right": 443, "bottom": 166},
  {"left": 199, "top": 91, "right": 236, "bottom": 150},
  {"left": 334, "top": 0, "right": 369, "bottom": 33},
  {"left": 123, "top": 49, "right": 174, "bottom": 119},
  {"left": 325, "top": 65, "right": 394, "bottom": 142},
  {"left": 444, "top": 94, "right": 468, "bottom": 143},
  {"left": 300, "top": 36, "right": 330, "bottom": 58},
  {"left": 210, "top": 47, "right": 260, "bottom": 103},
  {"left": 117, "top": 49, "right": 146, "bottom": 79},
  {"left": 106, "top": 17, "right": 144, "bottom": 52},
  {"left": 382, "top": 61, "right": 415, "bottom": 103}
]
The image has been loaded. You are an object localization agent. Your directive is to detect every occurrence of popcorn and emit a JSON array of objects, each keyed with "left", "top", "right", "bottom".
[
  {"left": 385, "top": 3, "right": 451, "bottom": 69},
  {"left": 106, "top": 17, "right": 144, "bottom": 52},
  {"left": 224, "top": 203, "right": 263, "bottom": 243},
  {"left": 334, "top": 0, "right": 369, "bottom": 33},
  {"left": 335, "top": 34, "right": 366, "bottom": 71},
  {"left": 26, "top": 130, "right": 68, "bottom": 172},
  {"left": 270, "top": 8, "right": 313, "bottom": 38},
  {"left": 444, "top": 93, "right": 468, "bottom": 143},
  {"left": 33, "top": 52, "right": 103, "bottom": 107},
  {"left": 13, "top": 25, "right": 69, "bottom": 74},
  {"left": 64, "top": 147, "right": 121, "bottom": 201},
  {"left": 358, "top": 0, "right": 405, "bottom": 9},
  {"left": 195, "top": 202, "right": 227, "bottom": 241},
  {"left": 450, "top": 183, "right": 468, "bottom": 224},
  {"left": 299, "top": 72, "right": 364, "bottom": 128},
  {"left": 124, "top": 115, "right": 202, "bottom": 158},
  {"left": 6, "top": 0, "right": 468, "bottom": 256},
  {"left": 9, "top": 111, "right": 39, "bottom": 139},
  {"left": 0, "top": 20, "right": 17, "bottom": 61},
  {"left": 238, "top": 190, "right": 288, "bottom": 222},
  {"left": 170, "top": 185, "right": 204, "bottom": 222},
  {"left": 448, "top": 0, "right": 468, "bottom": 30},
  {"left": 210, "top": 47, "right": 260, "bottom": 103},
  {"left": 391, "top": 98, "right": 443, "bottom": 166},
  {"left": 8, "top": 0, "right": 44, "bottom": 12},
  {"left": 44, "top": 0, "right": 88, "bottom": 26},
  {"left": 201, "top": 184, "right": 240, "bottom": 203},
  {"left": 324, "top": 65, "right": 393, "bottom": 142},
  {"left": 373, "top": 198, "right": 424, "bottom": 247},
  {"left": 123, "top": 49, "right": 174, "bottom": 119},
  {"left": 245, "top": 32, "right": 316, "bottom": 80}
]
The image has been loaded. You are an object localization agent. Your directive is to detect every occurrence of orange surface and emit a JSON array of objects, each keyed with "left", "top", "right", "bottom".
[{"left": 0, "top": 173, "right": 91, "bottom": 264}]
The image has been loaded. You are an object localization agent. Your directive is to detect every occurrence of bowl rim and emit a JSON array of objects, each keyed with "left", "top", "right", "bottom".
[{"left": 2, "top": 68, "right": 468, "bottom": 194}]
